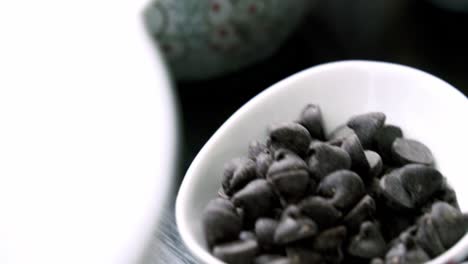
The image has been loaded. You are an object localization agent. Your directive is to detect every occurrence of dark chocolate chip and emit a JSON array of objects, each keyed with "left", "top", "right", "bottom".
[
  {"left": 341, "top": 134, "right": 371, "bottom": 178},
  {"left": 222, "top": 157, "right": 258, "bottom": 195},
  {"left": 365, "top": 150, "right": 383, "bottom": 178},
  {"left": 213, "top": 239, "right": 258, "bottom": 264},
  {"left": 307, "top": 142, "right": 352, "bottom": 180},
  {"left": 298, "top": 104, "right": 326, "bottom": 140},
  {"left": 374, "top": 125, "right": 403, "bottom": 164},
  {"left": 328, "top": 125, "right": 356, "bottom": 143},
  {"left": 232, "top": 179, "right": 278, "bottom": 225},
  {"left": 348, "top": 221, "right": 386, "bottom": 259},
  {"left": 256, "top": 152, "right": 273, "bottom": 178},
  {"left": 255, "top": 218, "right": 279, "bottom": 249},
  {"left": 274, "top": 216, "right": 318, "bottom": 244},
  {"left": 415, "top": 213, "right": 446, "bottom": 258},
  {"left": 380, "top": 165, "right": 443, "bottom": 210},
  {"left": 286, "top": 247, "right": 324, "bottom": 264},
  {"left": 344, "top": 195, "right": 376, "bottom": 234},
  {"left": 298, "top": 196, "right": 342, "bottom": 229},
  {"left": 347, "top": 112, "right": 386, "bottom": 148},
  {"left": 311, "top": 226, "right": 347, "bottom": 252},
  {"left": 268, "top": 123, "right": 312, "bottom": 156},
  {"left": 430, "top": 202, "right": 468, "bottom": 249},
  {"left": 202, "top": 198, "right": 243, "bottom": 247},
  {"left": 317, "top": 170, "right": 366, "bottom": 211},
  {"left": 392, "top": 138, "right": 434, "bottom": 166},
  {"left": 267, "top": 150, "right": 311, "bottom": 202}
]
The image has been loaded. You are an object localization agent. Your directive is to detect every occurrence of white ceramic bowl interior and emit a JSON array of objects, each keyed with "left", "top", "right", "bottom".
[{"left": 176, "top": 61, "right": 468, "bottom": 264}]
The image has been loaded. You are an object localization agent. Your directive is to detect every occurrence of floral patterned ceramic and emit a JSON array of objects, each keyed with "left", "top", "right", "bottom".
[{"left": 144, "top": 0, "right": 313, "bottom": 81}]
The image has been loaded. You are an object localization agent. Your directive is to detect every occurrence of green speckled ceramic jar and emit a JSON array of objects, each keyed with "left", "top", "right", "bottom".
[{"left": 144, "top": 0, "right": 313, "bottom": 81}]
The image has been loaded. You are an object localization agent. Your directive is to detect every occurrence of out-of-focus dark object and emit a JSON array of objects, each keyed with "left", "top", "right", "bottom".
[
  {"left": 428, "top": 0, "right": 468, "bottom": 12},
  {"left": 144, "top": 0, "right": 314, "bottom": 81}
]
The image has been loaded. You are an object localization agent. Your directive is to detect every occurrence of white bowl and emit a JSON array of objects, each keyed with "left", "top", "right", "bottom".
[
  {"left": 0, "top": 0, "right": 177, "bottom": 263},
  {"left": 176, "top": 61, "right": 468, "bottom": 264}
]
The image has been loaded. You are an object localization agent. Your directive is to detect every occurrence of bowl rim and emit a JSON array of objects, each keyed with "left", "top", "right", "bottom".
[{"left": 175, "top": 60, "right": 468, "bottom": 264}]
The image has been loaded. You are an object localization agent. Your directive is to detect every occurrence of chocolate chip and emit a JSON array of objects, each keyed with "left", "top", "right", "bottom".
[
  {"left": 274, "top": 216, "right": 318, "bottom": 244},
  {"left": 269, "top": 123, "right": 312, "bottom": 156},
  {"left": 255, "top": 218, "right": 279, "bottom": 249},
  {"left": 380, "top": 165, "right": 443, "bottom": 210},
  {"left": 392, "top": 138, "right": 434, "bottom": 166},
  {"left": 307, "top": 142, "right": 351, "bottom": 180},
  {"left": 318, "top": 170, "right": 366, "bottom": 211},
  {"left": 365, "top": 150, "right": 383, "bottom": 178},
  {"left": 222, "top": 157, "right": 258, "bottom": 195},
  {"left": 213, "top": 239, "right": 258, "bottom": 264},
  {"left": 311, "top": 226, "right": 347, "bottom": 252},
  {"left": 430, "top": 202, "right": 468, "bottom": 249},
  {"left": 267, "top": 150, "right": 311, "bottom": 202},
  {"left": 344, "top": 195, "right": 376, "bottom": 234},
  {"left": 347, "top": 112, "right": 386, "bottom": 148},
  {"left": 328, "top": 125, "right": 356, "bottom": 144},
  {"left": 232, "top": 179, "right": 278, "bottom": 225},
  {"left": 286, "top": 247, "right": 324, "bottom": 264},
  {"left": 374, "top": 125, "right": 403, "bottom": 164},
  {"left": 298, "top": 104, "right": 326, "bottom": 140},
  {"left": 341, "top": 134, "right": 371, "bottom": 178},
  {"left": 202, "top": 198, "right": 243, "bottom": 247},
  {"left": 415, "top": 213, "right": 446, "bottom": 258},
  {"left": 348, "top": 221, "right": 386, "bottom": 259},
  {"left": 256, "top": 152, "right": 273, "bottom": 178},
  {"left": 298, "top": 196, "right": 342, "bottom": 229}
]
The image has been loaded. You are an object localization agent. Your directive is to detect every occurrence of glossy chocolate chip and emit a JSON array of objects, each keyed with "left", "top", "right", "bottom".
[
  {"left": 392, "top": 138, "right": 434, "bottom": 166},
  {"left": 255, "top": 218, "right": 279, "bottom": 249},
  {"left": 341, "top": 134, "right": 371, "bottom": 178},
  {"left": 344, "top": 195, "right": 376, "bottom": 234},
  {"left": 202, "top": 198, "right": 243, "bottom": 247},
  {"left": 256, "top": 152, "right": 273, "bottom": 178},
  {"left": 222, "top": 157, "right": 258, "bottom": 195},
  {"left": 267, "top": 150, "right": 311, "bottom": 202},
  {"left": 298, "top": 104, "right": 326, "bottom": 140},
  {"left": 415, "top": 213, "right": 446, "bottom": 258},
  {"left": 213, "top": 239, "right": 258, "bottom": 264},
  {"left": 298, "top": 196, "right": 342, "bottom": 229},
  {"left": 348, "top": 221, "right": 386, "bottom": 259},
  {"left": 232, "top": 179, "right": 278, "bottom": 225},
  {"left": 374, "top": 125, "right": 403, "bottom": 164},
  {"left": 365, "top": 150, "right": 383, "bottom": 178},
  {"left": 274, "top": 216, "right": 318, "bottom": 244},
  {"left": 347, "top": 112, "right": 386, "bottom": 148},
  {"left": 328, "top": 125, "right": 356, "bottom": 144},
  {"left": 318, "top": 170, "right": 366, "bottom": 211},
  {"left": 286, "top": 247, "right": 324, "bottom": 264},
  {"left": 307, "top": 142, "right": 351, "bottom": 180},
  {"left": 311, "top": 226, "right": 347, "bottom": 252},
  {"left": 380, "top": 165, "right": 443, "bottom": 210},
  {"left": 430, "top": 202, "right": 468, "bottom": 249},
  {"left": 268, "top": 123, "right": 312, "bottom": 156}
]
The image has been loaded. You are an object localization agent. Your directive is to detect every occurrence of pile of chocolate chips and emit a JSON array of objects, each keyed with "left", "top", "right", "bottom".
[{"left": 201, "top": 104, "right": 468, "bottom": 264}]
